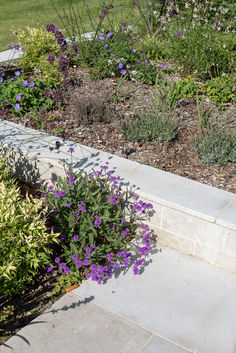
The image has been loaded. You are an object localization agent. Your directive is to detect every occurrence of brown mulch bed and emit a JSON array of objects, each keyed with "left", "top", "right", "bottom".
[{"left": 4, "top": 66, "right": 236, "bottom": 193}]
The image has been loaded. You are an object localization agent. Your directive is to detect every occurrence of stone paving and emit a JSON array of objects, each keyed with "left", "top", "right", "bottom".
[{"left": 1, "top": 247, "right": 236, "bottom": 353}]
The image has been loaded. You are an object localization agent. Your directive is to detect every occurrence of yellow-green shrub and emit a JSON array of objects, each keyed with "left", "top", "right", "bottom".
[
  {"left": 0, "top": 156, "right": 59, "bottom": 295},
  {"left": 15, "top": 26, "right": 62, "bottom": 85}
]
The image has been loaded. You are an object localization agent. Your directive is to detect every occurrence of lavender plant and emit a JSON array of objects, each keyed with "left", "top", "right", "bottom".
[{"left": 44, "top": 152, "right": 154, "bottom": 290}]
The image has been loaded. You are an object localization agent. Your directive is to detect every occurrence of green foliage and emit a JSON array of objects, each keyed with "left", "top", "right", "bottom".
[
  {"left": 204, "top": 76, "right": 235, "bottom": 104},
  {"left": 15, "top": 26, "right": 62, "bottom": 85},
  {"left": 123, "top": 114, "right": 178, "bottom": 143},
  {"left": 196, "top": 96, "right": 214, "bottom": 130},
  {"left": 153, "top": 71, "right": 182, "bottom": 112},
  {"left": 175, "top": 76, "right": 203, "bottom": 99},
  {"left": 0, "top": 160, "right": 59, "bottom": 295},
  {"left": 139, "top": 33, "right": 171, "bottom": 61},
  {"left": 77, "top": 27, "right": 157, "bottom": 84},
  {"left": 193, "top": 130, "right": 236, "bottom": 165},
  {"left": 46, "top": 167, "right": 137, "bottom": 266},
  {"left": 169, "top": 25, "right": 234, "bottom": 80},
  {"left": 0, "top": 75, "right": 54, "bottom": 119}
]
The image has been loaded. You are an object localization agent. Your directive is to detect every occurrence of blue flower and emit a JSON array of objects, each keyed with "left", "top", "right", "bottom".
[
  {"left": 0, "top": 78, "right": 3, "bottom": 83},
  {"left": 117, "top": 62, "right": 123, "bottom": 69},
  {"left": 14, "top": 103, "right": 20, "bottom": 111},
  {"left": 14, "top": 71, "right": 21, "bottom": 76}
]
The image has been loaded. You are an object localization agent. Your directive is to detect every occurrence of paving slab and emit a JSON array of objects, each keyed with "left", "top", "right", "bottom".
[
  {"left": 140, "top": 336, "right": 191, "bottom": 353},
  {"left": 72, "top": 247, "right": 236, "bottom": 353},
  {"left": 1, "top": 293, "right": 152, "bottom": 353},
  {"left": 0, "top": 49, "right": 23, "bottom": 63}
]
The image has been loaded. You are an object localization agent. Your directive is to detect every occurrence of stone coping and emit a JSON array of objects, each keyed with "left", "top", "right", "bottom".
[{"left": 0, "top": 118, "right": 236, "bottom": 272}]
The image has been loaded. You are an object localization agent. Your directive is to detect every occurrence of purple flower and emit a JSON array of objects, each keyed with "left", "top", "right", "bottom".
[
  {"left": 34, "top": 69, "right": 39, "bottom": 73},
  {"left": 91, "top": 264, "right": 97, "bottom": 271},
  {"left": 68, "top": 176, "right": 75, "bottom": 184},
  {"left": 161, "top": 64, "right": 167, "bottom": 69},
  {"left": 66, "top": 202, "right": 71, "bottom": 207},
  {"left": 53, "top": 208, "right": 57, "bottom": 213},
  {"left": 64, "top": 267, "right": 70, "bottom": 273},
  {"left": 0, "top": 78, "right": 3, "bottom": 83},
  {"left": 98, "top": 35, "right": 104, "bottom": 40},
  {"left": 121, "top": 69, "right": 127, "bottom": 75},
  {"left": 110, "top": 53, "right": 115, "bottom": 57},
  {"left": 117, "top": 62, "right": 123, "bottom": 69},
  {"left": 94, "top": 218, "right": 102, "bottom": 228},
  {"left": 60, "top": 262, "right": 66, "bottom": 269},
  {"left": 15, "top": 93, "right": 24, "bottom": 101},
  {"left": 46, "top": 266, "right": 53, "bottom": 272},
  {"left": 76, "top": 260, "right": 83, "bottom": 268},
  {"left": 54, "top": 257, "right": 60, "bottom": 263},
  {"left": 106, "top": 32, "right": 113, "bottom": 38},
  {"left": 60, "top": 234, "right": 66, "bottom": 240},
  {"left": 29, "top": 81, "right": 35, "bottom": 87},
  {"left": 133, "top": 267, "right": 139, "bottom": 275},
  {"left": 48, "top": 185, "right": 54, "bottom": 191},
  {"left": 176, "top": 30, "right": 183, "bottom": 37},
  {"left": 109, "top": 195, "right": 116, "bottom": 205},
  {"left": 83, "top": 259, "right": 90, "bottom": 266},
  {"left": 73, "top": 235, "right": 79, "bottom": 241},
  {"left": 74, "top": 210, "right": 80, "bottom": 216},
  {"left": 54, "top": 190, "right": 66, "bottom": 197},
  {"left": 72, "top": 254, "right": 78, "bottom": 260},
  {"left": 14, "top": 103, "right": 20, "bottom": 111},
  {"left": 68, "top": 147, "right": 74, "bottom": 153},
  {"left": 91, "top": 244, "right": 96, "bottom": 249},
  {"left": 22, "top": 80, "right": 28, "bottom": 85},
  {"left": 132, "top": 48, "right": 136, "bottom": 53},
  {"left": 110, "top": 224, "right": 115, "bottom": 230},
  {"left": 107, "top": 253, "right": 113, "bottom": 261},
  {"left": 121, "top": 217, "right": 126, "bottom": 223},
  {"left": 131, "top": 36, "right": 136, "bottom": 40}
]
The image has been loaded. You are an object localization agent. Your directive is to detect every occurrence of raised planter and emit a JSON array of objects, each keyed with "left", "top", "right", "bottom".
[{"left": 1, "top": 118, "right": 236, "bottom": 273}]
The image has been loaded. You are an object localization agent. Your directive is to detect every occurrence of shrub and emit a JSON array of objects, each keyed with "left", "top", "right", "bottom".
[
  {"left": 169, "top": 25, "right": 234, "bottom": 80},
  {"left": 175, "top": 76, "right": 204, "bottom": 99},
  {"left": 14, "top": 26, "right": 62, "bottom": 85},
  {"left": 44, "top": 157, "right": 154, "bottom": 290},
  {"left": 193, "top": 129, "right": 236, "bottom": 165},
  {"left": 123, "top": 114, "right": 178, "bottom": 143},
  {"left": 0, "top": 155, "right": 59, "bottom": 295},
  {"left": 77, "top": 26, "right": 157, "bottom": 84},
  {"left": 0, "top": 71, "right": 55, "bottom": 119},
  {"left": 204, "top": 76, "right": 236, "bottom": 104}
]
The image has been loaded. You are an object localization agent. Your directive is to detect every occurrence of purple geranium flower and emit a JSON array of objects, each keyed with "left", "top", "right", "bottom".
[
  {"left": 107, "top": 253, "right": 113, "bottom": 261},
  {"left": 48, "top": 185, "right": 54, "bottom": 191},
  {"left": 54, "top": 257, "right": 60, "bottom": 263},
  {"left": 121, "top": 69, "right": 127, "bottom": 75},
  {"left": 117, "top": 62, "right": 123, "bottom": 69},
  {"left": 0, "top": 78, "right": 3, "bottom": 83},
  {"left": 60, "top": 234, "right": 66, "bottom": 240},
  {"left": 66, "top": 202, "right": 71, "bottom": 207},
  {"left": 14, "top": 70, "right": 21, "bottom": 76},
  {"left": 14, "top": 103, "right": 20, "bottom": 111},
  {"left": 110, "top": 195, "right": 116, "bottom": 205},
  {"left": 73, "top": 235, "right": 79, "bottom": 241}
]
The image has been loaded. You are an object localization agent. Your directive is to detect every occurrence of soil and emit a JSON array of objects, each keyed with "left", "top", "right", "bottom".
[{"left": 3, "top": 66, "right": 236, "bottom": 193}]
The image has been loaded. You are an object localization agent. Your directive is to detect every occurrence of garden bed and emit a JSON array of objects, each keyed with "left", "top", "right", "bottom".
[{"left": 2, "top": 66, "right": 236, "bottom": 194}]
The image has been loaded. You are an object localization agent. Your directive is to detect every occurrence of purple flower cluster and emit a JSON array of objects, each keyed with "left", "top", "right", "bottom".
[{"left": 46, "top": 22, "right": 68, "bottom": 52}]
